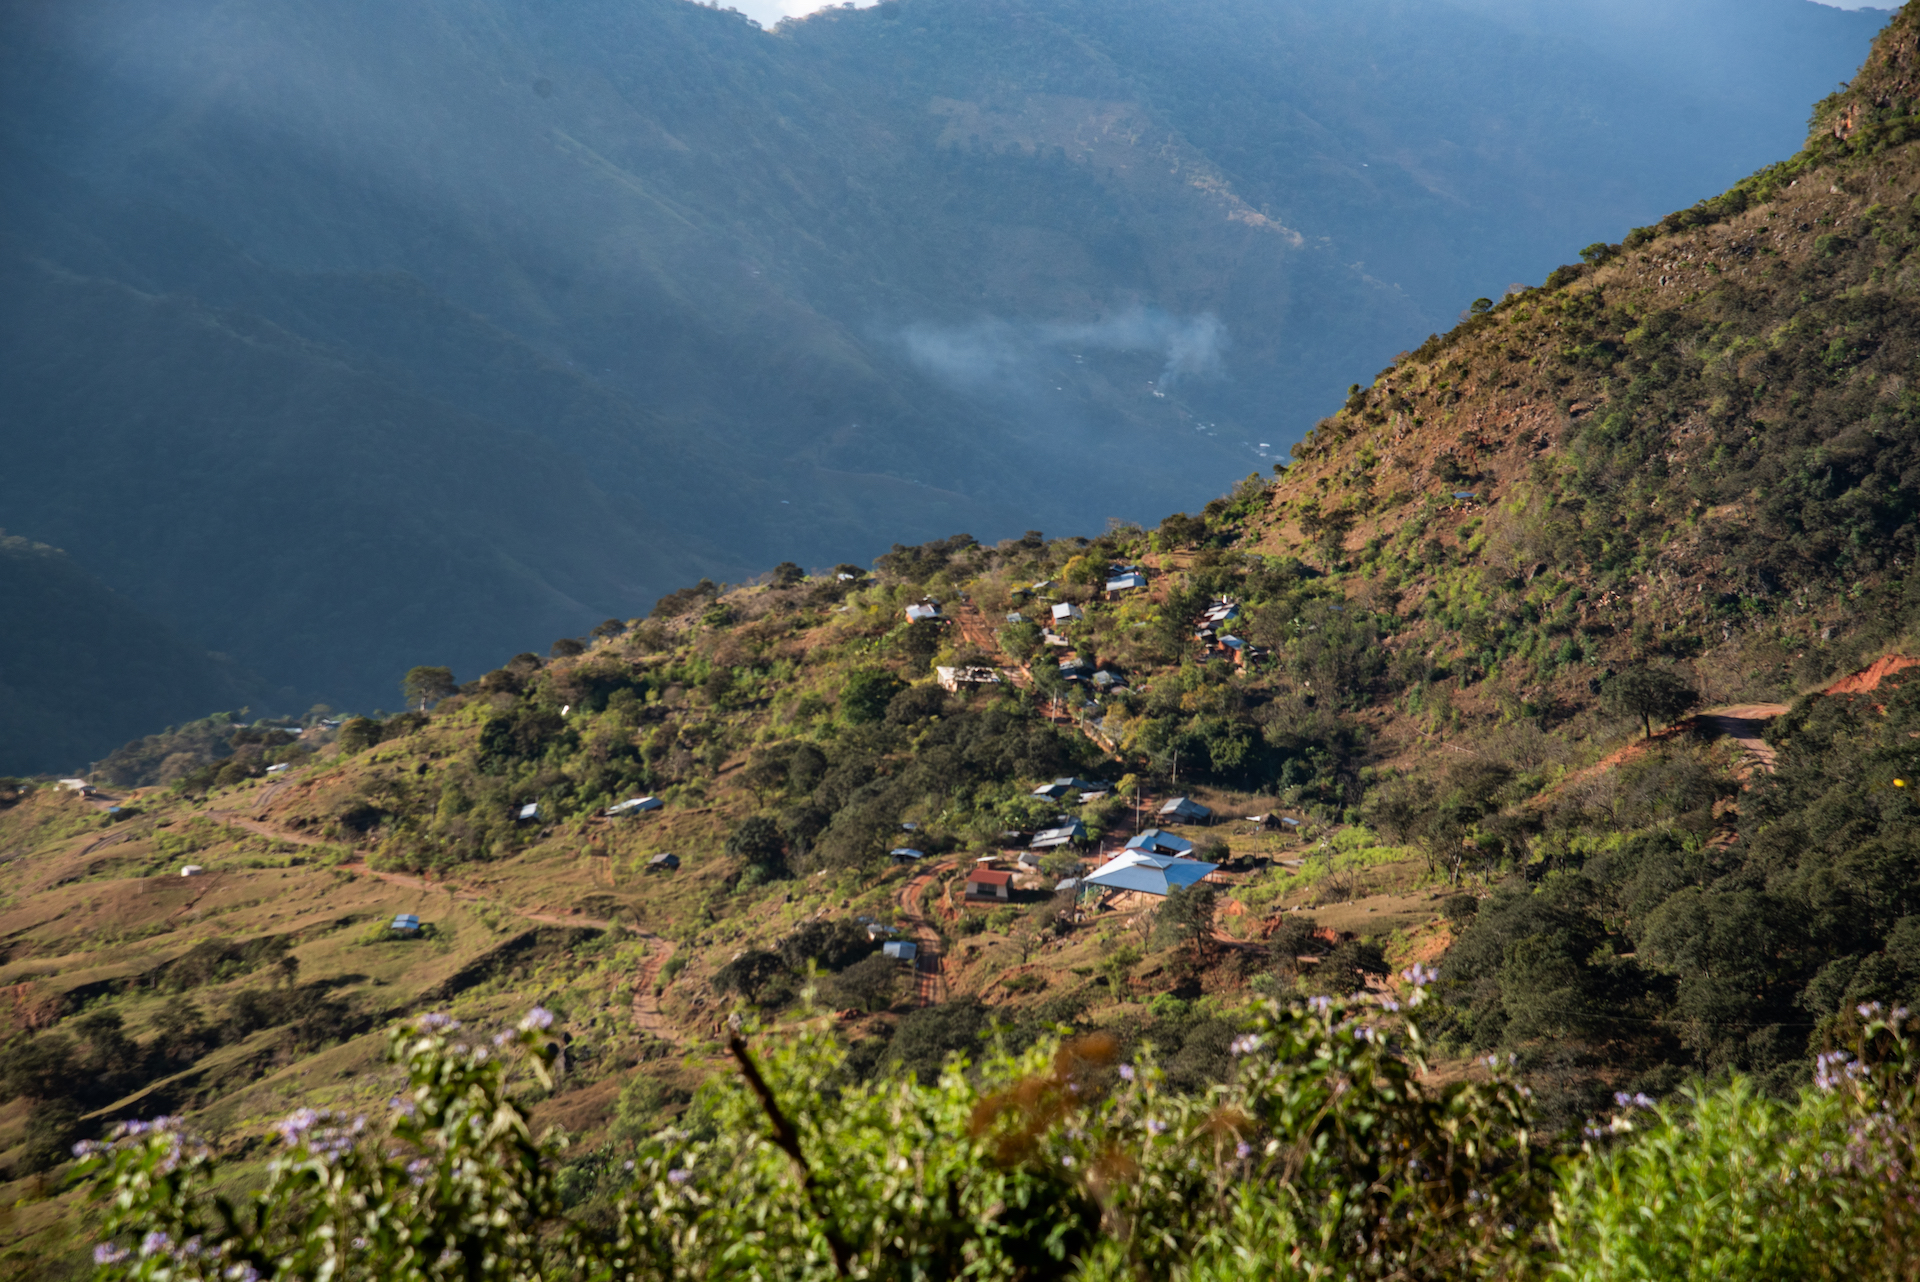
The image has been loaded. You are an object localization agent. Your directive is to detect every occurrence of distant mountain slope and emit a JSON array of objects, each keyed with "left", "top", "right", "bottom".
[
  {"left": 0, "top": 250, "right": 713, "bottom": 705},
  {"left": 0, "top": 534, "right": 263, "bottom": 776},
  {"left": 0, "top": 0, "right": 1885, "bottom": 708}
]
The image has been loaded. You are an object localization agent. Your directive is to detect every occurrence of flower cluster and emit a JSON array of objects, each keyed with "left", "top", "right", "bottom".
[
  {"left": 275, "top": 1107, "right": 366, "bottom": 1161},
  {"left": 1816, "top": 1050, "right": 1864, "bottom": 1093}
]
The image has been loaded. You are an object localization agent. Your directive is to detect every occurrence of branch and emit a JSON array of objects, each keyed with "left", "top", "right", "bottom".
[{"left": 728, "top": 1034, "right": 853, "bottom": 1276}]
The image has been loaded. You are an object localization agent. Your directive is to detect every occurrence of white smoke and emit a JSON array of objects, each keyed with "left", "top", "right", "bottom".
[{"left": 900, "top": 308, "right": 1227, "bottom": 394}]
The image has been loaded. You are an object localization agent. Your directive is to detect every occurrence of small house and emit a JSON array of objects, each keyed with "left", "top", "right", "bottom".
[
  {"left": 1054, "top": 877, "right": 1080, "bottom": 892},
  {"left": 1006, "top": 612, "right": 1026, "bottom": 623},
  {"left": 646, "top": 852, "right": 681, "bottom": 873},
  {"left": 1090, "top": 669, "right": 1125, "bottom": 691},
  {"left": 391, "top": 913, "right": 421, "bottom": 933},
  {"left": 180, "top": 864, "right": 205, "bottom": 878},
  {"left": 607, "top": 796, "right": 664, "bottom": 816},
  {"left": 1106, "top": 572, "right": 1147, "bottom": 593},
  {"left": 56, "top": 778, "right": 88, "bottom": 791},
  {"left": 883, "top": 940, "right": 918, "bottom": 961},
  {"left": 517, "top": 802, "right": 541, "bottom": 822},
  {"left": 1126, "top": 828, "right": 1195, "bottom": 856},
  {"left": 906, "top": 602, "right": 942, "bottom": 622},
  {"left": 1042, "top": 630, "right": 1071, "bottom": 647},
  {"left": 265, "top": 763, "right": 290, "bottom": 775},
  {"left": 1082, "top": 850, "right": 1218, "bottom": 897},
  {"left": 937, "top": 665, "right": 1001, "bottom": 693},
  {"left": 1452, "top": 491, "right": 1478, "bottom": 501},
  {"left": 1051, "top": 602, "right": 1084, "bottom": 623},
  {"left": 1016, "top": 851, "right": 1041, "bottom": 869},
  {"left": 1159, "top": 796, "right": 1214, "bottom": 823},
  {"left": 965, "top": 868, "right": 1013, "bottom": 900},
  {"left": 1031, "top": 782, "right": 1071, "bottom": 799},
  {"left": 1030, "top": 820, "right": 1086, "bottom": 849},
  {"left": 1058, "top": 656, "right": 1091, "bottom": 678},
  {"left": 889, "top": 847, "right": 925, "bottom": 862}
]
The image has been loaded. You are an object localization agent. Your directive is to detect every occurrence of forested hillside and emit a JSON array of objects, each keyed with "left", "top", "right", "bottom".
[{"left": 0, "top": 0, "right": 1882, "bottom": 711}]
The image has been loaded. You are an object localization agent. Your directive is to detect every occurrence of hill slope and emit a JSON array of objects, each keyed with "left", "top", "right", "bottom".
[
  {"left": 0, "top": 0, "right": 1884, "bottom": 708},
  {"left": 0, "top": 535, "right": 267, "bottom": 777}
]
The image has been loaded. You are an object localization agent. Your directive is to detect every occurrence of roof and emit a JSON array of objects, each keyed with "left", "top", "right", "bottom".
[
  {"left": 1031, "top": 783, "right": 1070, "bottom": 799},
  {"left": 1219, "top": 634, "right": 1246, "bottom": 650},
  {"left": 517, "top": 803, "right": 540, "bottom": 820},
  {"left": 966, "top": 868, "right": 1014, "bottom": 886},
  {"left": 889, "top": 847, "right": 925, "bottom": 859},
  {"left": 648, "top": 852, "right": 680, "bottom": 867},
  {"left": 883, "top": 940, "right": 919, "bottom": 959},
  {"left": 392, "top": 913, "right": 421, "bottom": 930},
  {"left": 1030, "top": 822, "right": 1085, "bottom": 848},
  {"left": 1159, "top": 796, "right": 1213, "bottom": 819},
  {"left": 607, "top": 796, "right": 663, "bottom": 815},
  {"left": 1126, "top": 828, "right": 1195, "bottom": 855},
  {"left": 1106, "top": 572, "right": 1147, "bottom": 591},
  {"left": 1453, "top": 490, "right": 1478, "bottom": 499},
  {"left": 1055, "top": 877, "right": 1080, "bottom": 891},
  {"left": 906, "top": 603, "right": 941, "bottom": 621},
  {"left": 1006, "top": 612, "right": 1025, "bottom": 623},
  {"left": 1082, "top": 850, "right": 1218, "bottom": 896},
  {"left": 1051, "top": 602, "right": 1083, "bottom": 619}
]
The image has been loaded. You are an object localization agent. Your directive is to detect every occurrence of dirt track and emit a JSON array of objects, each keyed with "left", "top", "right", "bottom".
[{"left": 895, "top": 861, "right": 948, "bottom": 1006}]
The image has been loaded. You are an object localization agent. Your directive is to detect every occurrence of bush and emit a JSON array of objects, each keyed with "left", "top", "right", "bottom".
[{"left": 73, "top": 1002, "right": 1920, "bottom": 1281}]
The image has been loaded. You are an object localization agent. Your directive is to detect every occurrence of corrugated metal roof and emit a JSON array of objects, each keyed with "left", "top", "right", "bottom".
[{"left": 1082, "top": 851, "right": 1217, "bottom": 896}]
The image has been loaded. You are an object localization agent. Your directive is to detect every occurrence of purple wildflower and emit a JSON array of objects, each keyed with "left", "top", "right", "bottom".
[
  {"left": 140, "top": 1231, "right": 171, "bottom": 1257},
  {"left": 1236, "top": 1141, "right": 1253, "bottom": 1160},
  {"left": 93, "top": 1244, "right": 130, "bottom": 1265},
  {"left": 519, "top": 1006, "right": 555, "bottom": 1032},
  {"left": 668, "top": 1168, "right": 692, "bottom": 1185},
  {"left": 416, "top": 1012, "right": 460, "bottom": 1033},
  {"left": 1146, "top": 1119, "right": 1167, "bottom": 1136},
  {"left": 1118, "top": 1064, "right": 1135, "bottom": 1081}
]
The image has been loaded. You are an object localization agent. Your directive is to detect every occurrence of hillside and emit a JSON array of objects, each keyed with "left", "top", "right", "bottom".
[
  {"left": 0, "top": 535, "right": 269, "bottom": 777},
  {"left": 0, "top": 0, "right": 1883, "bottom": 709}
]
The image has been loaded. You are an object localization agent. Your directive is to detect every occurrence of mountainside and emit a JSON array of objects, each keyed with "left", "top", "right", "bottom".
[
  {"left": 0, "top": 0, "right": 1884, "bottom": 709},
  {"left": 0, "top": 535, "right": 268, "bottom": 777}
]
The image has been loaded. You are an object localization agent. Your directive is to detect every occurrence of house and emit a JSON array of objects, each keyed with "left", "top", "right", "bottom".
[
  {"left": 1031, "top": 580, "right": 1054, "bottom": 592},
  {"left": 837, "top": 571, "right": 858, "bottom": 581},
  {"left": 1279, "top": 816, "right": 1302, "bottom": 829},
  {"left": 883, "top": 940, "right": 919, "bottom": 961},
  {"left": 517, "top": 803, "right": 541, "bottom": 822},
  {"left": 936, "top": 665, "right": 1001, "bottom": 693},
  {"left": 180, "top": 864, "right": 205, "bottom": 877},
  {"left": 965, "top": 868, "right": 1013, "bottom": 900},
  {"left": 607, "top": 796, "right": 664, "bottom": 816},
  {"left": 1218, "top": 634, "right": 1249, "bottom": 665},
  {"left": 1452, "top": 491, "right": 1478, "bottom": 501},
  {"left": 391, "top": 913, "right": 421, "bottom": 933},
  {"left": 1006, "top": 612, "right": 1026, "bottom": 624},
  {"left": 646, "top": 852, "right": 681, "bottom": 873},
  {"left": 906, "top": 602, "right": 941, "bottom": 622},
  {"left": 265, "top": 763, "right": 290, "bottom": 775},
  {"left": 1042, "top": 630, "right": 1071, "bottom": 647},
  {"left": 1053, "top": 776, "right": 1107, "bottom": 793},
  {"left": 1030, "top": 820, "right": 1086, "bottom": 849},
  {"left": 1051, "top": 602, "right": 1084, "bottom": 622},
  {"left": 1055, "top": 877, "right": 1080, "bottom": 892},
  {"left": 1159, "top": 796, "right": 1213, "bottom": 823},
  {"left": 1016, "top": 851, "right": 1042, "bottom": 870},
  {"left": 866, "top": 922, "right": 897, "bottom": 939},
  {"left": 1126, "top": 829, "right": 1195, "bottom": 856},
  {"left": 889, "top": 847, "right": 925, "bottom": 862},
  {"left": 1031, "top": 782, "right": 1071, "bottom": 799},
  {"left": 1058, "top": 656, "right": 1091, "bottom": 678},
  {"left": 1106, "top": 572, "right": 1147, "bottom": 593},
  {"left": 1090, "top": 670, "right": 1125, "bottom": 691},
  {"left": 1081, "top": 849, "right": 1218, "bottom": 897}
]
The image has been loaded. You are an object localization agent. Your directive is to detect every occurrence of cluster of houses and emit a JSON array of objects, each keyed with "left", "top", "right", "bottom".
[{"left": 1194, "top": 598, "right": 1260, "bottom": 666}]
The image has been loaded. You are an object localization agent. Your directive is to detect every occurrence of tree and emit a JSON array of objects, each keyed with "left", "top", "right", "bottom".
[
  {"left": 726, "top": 815, "right": 788, "bottom": 880},
  {"left": 831, "top": 952, "right": 902, "bottom": 1012},
  {"left": 841, "top": 668, "right": 906, "bottom": 724},
  {"left": 831, "top": 563, "right": 866, "bottom": 580},
  {"left": 769, "top": 562, "right": 806, "bottom": 587},
  {"left": 400, "top": 665, "right": 456, "bottom": 711},
  {"left": 550, "top": 637, "right": 586, "bottom": 659},
  {"left": 1602, "top": 666, "right": 1701, "bottom": 739},
  {"left": 592, "top": 618, "right": 628, "bottom": 639}
]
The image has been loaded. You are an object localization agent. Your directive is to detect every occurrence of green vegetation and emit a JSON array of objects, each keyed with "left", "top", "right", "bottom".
[{"left": 73, "top": 995, "right": 1920, "bottom": 1281}]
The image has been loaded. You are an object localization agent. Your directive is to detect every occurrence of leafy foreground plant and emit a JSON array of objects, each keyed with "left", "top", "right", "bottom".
[{"left": 74, "top": 992, "right": 1920, "bottom": 1281}]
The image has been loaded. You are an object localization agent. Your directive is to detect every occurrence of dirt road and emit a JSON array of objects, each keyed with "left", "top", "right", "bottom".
[{"left": 896, "top": 862, "right": 948, "bottom": 1007}]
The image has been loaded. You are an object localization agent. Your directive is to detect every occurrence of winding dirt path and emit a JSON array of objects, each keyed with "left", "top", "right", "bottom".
[{"left": 896, "top": 861, "right": 949, "bottom": 1007}]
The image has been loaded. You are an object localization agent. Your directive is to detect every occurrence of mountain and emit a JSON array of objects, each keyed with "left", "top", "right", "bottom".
[
  {"left": 0, "top": 534, "right": 266, "bottom": 777},
  {"left": 0, "top": 0, "right": 1885, "bottom": 710},
  {"left": 11, "top": 2, "right": 1920, "bottom": 1257}
]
